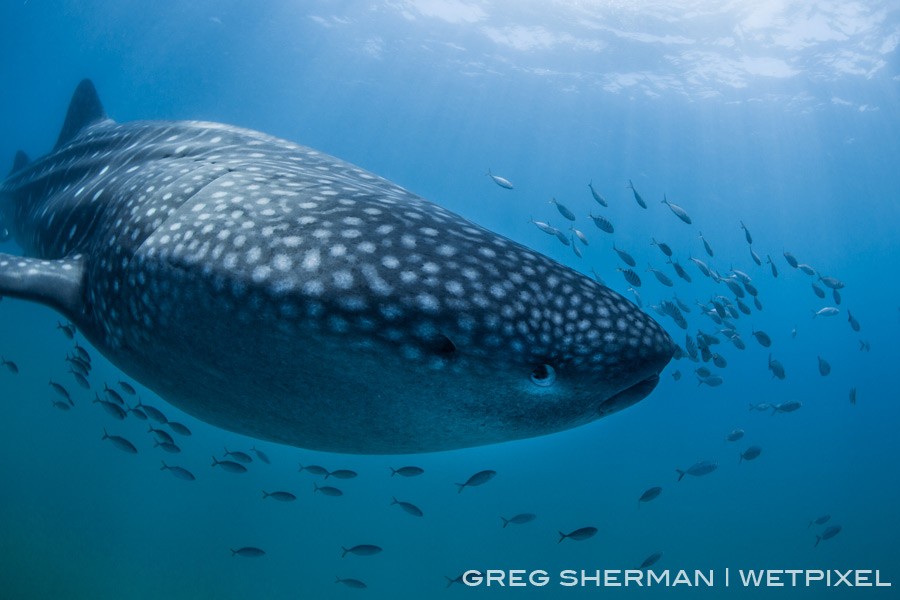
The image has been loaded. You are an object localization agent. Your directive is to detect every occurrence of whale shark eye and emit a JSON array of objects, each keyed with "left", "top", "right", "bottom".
[{"left": 530, "top": 364, "right": 556, "bottom": 387}]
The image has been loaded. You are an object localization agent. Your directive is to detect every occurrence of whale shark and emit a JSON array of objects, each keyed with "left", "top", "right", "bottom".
[{"left": 0, "top": 80, "right": 674, "bottom": 453}]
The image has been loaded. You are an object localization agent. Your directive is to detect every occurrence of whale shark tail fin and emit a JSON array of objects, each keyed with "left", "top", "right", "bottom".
[
  {"left": 0, "top": 254, "right": 85, "bottom": 322},
  {"left": 55, "top": 79, "right": 109, "bottom": 150}
]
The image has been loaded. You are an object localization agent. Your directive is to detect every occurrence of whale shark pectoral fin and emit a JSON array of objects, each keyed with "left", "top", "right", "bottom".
[
  {"left": 54, "top": 79, "right": 110, "bottom": 150},
  {"left": 0, "top": 254, "right": 85, "bottom": 320}
]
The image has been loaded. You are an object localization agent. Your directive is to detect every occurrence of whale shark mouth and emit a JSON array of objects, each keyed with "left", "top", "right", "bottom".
[{"left": 597, "top": 373, "right": 662, "bottom": 417}]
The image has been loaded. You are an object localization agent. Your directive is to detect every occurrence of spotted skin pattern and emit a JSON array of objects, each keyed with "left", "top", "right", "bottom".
[{"left": 0, "top": 81, "right": 674, "bottom": 453}]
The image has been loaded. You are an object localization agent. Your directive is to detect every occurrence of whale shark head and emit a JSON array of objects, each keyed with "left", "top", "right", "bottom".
[{"left": 0, "top": 80, "right": 674, "bottom": 453}]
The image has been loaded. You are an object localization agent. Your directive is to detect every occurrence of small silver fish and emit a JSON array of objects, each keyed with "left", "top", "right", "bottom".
[
  {"left": 136, "top": 400, "right": 167, "bottom": 424},
  {"left": 772, "top": 400, "right": 801, "bottom": 414},
  {"left": 798, "top": 263, "right": 816, "bottom": 276},
  {"left": 783, "top": 251, "right": 799, "bottom": 268},
  {"left": 211, "top": 456, "right": 248, "bottom": 473},
  {"left": 231, "top": 547, "right": 266, "bottom": 558},
  {"left": 570, "top": 227, "right": 589, "bottom": 245},
  {"left": 487, "top": 169, "right": 513, "bottom": 189},
  {"left": 153, "top": 440, "right": 181, "bottom": 454},
  {"left": 92, "top": 394, "right": 127, "bottom": 420},
  {"left": 689, "top": 256, "right": 712, "bottom": 278},
  {"left": 697, "top": 375, "right": 724, "bottom": 387},
  {"left": 817, "top": 356, "right": 831, "bottom": 376},
  {"left": 750, "top": 247, "right": 762, "bottom": 266},
  {"left": 326, "top": 469, "right": 358, "bottom": 480},
  {"left": 612, "top": 244, "right": 636, "bottom": 267},
  {"left": 618, "top": 268, "right": 641, "bottom": 287},
  {"left": 661, "top": 195, "right": 691, "bottom": 224},
  {"left": 740, "top": 220, "right": 753, "bottom": 244},
  {"left": 161, "top": 461, "right": 195, "bottom": 481},
  {"left": 262, "top": 490, "right": 297, "bottom": 501},
  {"left": 768, "top": 354, "right": 786, "bottom": 380},
  {"left": 456, "top": 469, "right": 496, "bottom": 493},
  {"left": 251, "top": 446, "right": 271, "bottom": 464},
  {"left": 558, "top": 526, "right": 598, "bottom": 543},
  {"left": 341, "top": 544, "right": 382, "bottom": 558},
  {"left": 102, "top": 428, "right": 137, "bottom": 454},
  {"left": 223, "top": 447, "right": 253, "bottom": 463},
  {"left": 103, "top": 384, "right": 124, "bottom": 405},
  {"left": 818, "top": 275, "right": 845, "bottom": 290},
  {"left": 501, "top": 513, "right": 537, "bottom": 528},
  {"left": 640, "top": 552, "right": 663, "bottom": 569},
  {"left": 627, "top": 179, "right": 647, "bottom": 208},
  {"left": 148, "top": 425, "right": 174, "bottom": 445},
  {"left": 651, "top": 238, "right": 673, "bottom": 257},
  {"left": 814, "top": 525, "right": 842, "bottom": 547},
  {"left": 530, "top": 218, "right": 558, "bottom": 236},
  {"left": 335, "top": 577, "right": 367, "bottom": 589},
  {"left": 648, "top": 265, "right": 674, "bottom": 287},
  {"left": 550, "top": 197, "right": 576, "bottom": 221},
  {"left": 49, "top": 380, "right": 72, "bottom": 404},
  {"left": 725, "top": 429, "right": 744, "bottom": 442},
  {"left": 313, "top": 483, "right": 343, "bottom": 496},
  {"left": 118, "top": 381, "right": 137, "bottom": 395},
  {"left": 167, "top": 422, "right": 192, "bottom": 437},
  {"left": 56, "top": 321, "right": 76, "bottom": 339},
  {"left": 751, "top": 329, "right": 771, "bottom": 347},
  {"left": 847, "top": 311, "right": 860, "bottom": 332},
  {"left": 298, "top": 463, "right": 329, "bottom": 476},
  {"left": 812, "top": 307, "right": 839, "bottom": 318},
  {"left": 638, "top": 486, "right": 662, "bottom": 505},
  {"left": 766, "top": 255, "right": 778, "bottom": 277},
  {"left": 390, "top": 466, "right": 424, "bottom": 477},
  {"left": 676, "top": 460, "right": 717, "bottom": 481},
  {"left": 1, "top": 357, "right": 19, "bottom": 374},
  {"left": 739, "top": 446, "right": 762, "bottom": 463},
  {"left": 699, "top": 233, "right": 714, "bottom": 257},
  {"left": 589, "top": 213, "right": 614, "bottom": 233},
  {"left": 849, "top": 387, "right": 857, "bottom": 405},
  {"left": 587, "top": 181, "right": 607, "bottom": 207},
  {"left": 808, "top": 514, "right": 831, "bottom": 528},
  {"left": 812, "top": 283, "right": 825, "bottom": 298},
  {"left": 391, "top": 496, "right": 423, "bottom": 517}
]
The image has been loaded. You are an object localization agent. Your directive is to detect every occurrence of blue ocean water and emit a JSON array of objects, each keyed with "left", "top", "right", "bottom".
[{"left": 1, "top": 1, "right": 898, "bottom": 598}]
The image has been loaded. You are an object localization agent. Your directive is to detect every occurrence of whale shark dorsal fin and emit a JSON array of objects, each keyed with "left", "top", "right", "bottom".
[
  {"left": 0, "top": 253, "right": 85, "bottom": 322},
  {"left": 9, "top": 150, "right": 30, "bottom": 176},
  {"left": 54, "top": 79, "right": 109, "bottom": 150}
]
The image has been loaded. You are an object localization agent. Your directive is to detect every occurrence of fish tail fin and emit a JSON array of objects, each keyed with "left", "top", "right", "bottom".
[
  {"left": 391, "top": 496, "right": 398, "bottom": 505},
  {"left": 558, "top": 532, "right": 566, "bottom": 543},
  {"left": 501, "top": 517, "right": 509, "bottom": 528},
  {"left": 210, "top": 456, "right": 218, "bottom": 467},
  {"left": 814, "top": 536, "right": 821, "bottom": 548},
  {"left": 324, "top": 472, "right": 331, "bottom": 480},
  {"left": 696, "top": 376, "right": 704, "bottom": 387},
  {"left": 389, "top": 467, "right": 397, "bottom": 476},
  {"left": 445, "top": 576, "right": 455, "bottom": 588},
  {"left": 811, "top": 309, "right": 817, "bottom": 318},
  {"left": 675, "top": 469, "right": 685, "bottom": 482},
  {"left": 160, "top": 460, "right": 168, "bottom": 470},
  {"left": 455, "top": 483, "right": 465, "bottom": 493},
  {"left": 101, "top": 428, "right": 109, "bottom": 440},
  {"left": 313, "top": 483, "right": 320, "bottom": 493},
  {"left": 627, "top": 179, "right": 634, "bottom": 189},
  {"left": 341, "top": 547, "right": 348, "bottom": 558},
  {"left": 262, "top": 491, "right": 269, "bottom": 499},
  {"left": 297, "top": 463, "right": 304, "bottom": 472},
  {"left": 808, "top": 521, "right": 813, "bottom": 528},
  {"left": 153, "top": 440, "right": 160, "bottom": 448},
  {"left": 231, "top": 549, "right": 237, "bottom": 556}
]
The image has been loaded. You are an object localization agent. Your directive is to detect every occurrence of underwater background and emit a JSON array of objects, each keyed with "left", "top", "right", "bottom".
[{"left": 0, "top": 1, "right": 898, "bottom": 598}]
